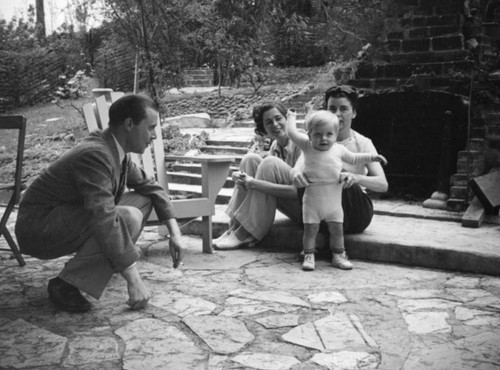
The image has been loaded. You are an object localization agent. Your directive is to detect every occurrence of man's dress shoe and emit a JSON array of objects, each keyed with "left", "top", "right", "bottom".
[{"left": 47, "top": 277, "right": 91, "bottom": 312}]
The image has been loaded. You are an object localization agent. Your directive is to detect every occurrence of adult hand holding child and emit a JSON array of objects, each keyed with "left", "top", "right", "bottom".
[{"left": 339, "top": 154, "right": 387, "bottom": 188}]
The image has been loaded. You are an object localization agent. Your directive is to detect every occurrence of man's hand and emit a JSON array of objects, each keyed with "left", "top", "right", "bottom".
[
  {"left": 121, "top": 264, "right": 151, "bottom": 310},
  {"left": 163, "top": 218, "right": 185, "bottom": 268},
  {"left": 169, "top": 234, "right": 185, "bottom": 268}
]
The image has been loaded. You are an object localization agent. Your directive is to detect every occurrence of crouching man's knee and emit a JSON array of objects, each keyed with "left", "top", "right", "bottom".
[{"left": 118, "top": 206, "right": 144, "bottom": 240}]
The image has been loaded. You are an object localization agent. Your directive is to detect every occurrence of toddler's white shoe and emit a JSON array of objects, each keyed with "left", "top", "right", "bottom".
[
  {"left": 302, "top": 253, "right": 315, "bottom": 271},
  {"left": 332, "top": 252, "right": 353, "bottom": 270}
]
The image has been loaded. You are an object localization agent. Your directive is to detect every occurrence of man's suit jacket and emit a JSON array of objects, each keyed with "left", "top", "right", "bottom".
[{"left": 16, "top": 129, "right": 175, "bottom": 271}]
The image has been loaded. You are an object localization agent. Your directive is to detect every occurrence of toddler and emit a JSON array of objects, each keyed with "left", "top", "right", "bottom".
[{"left": 286, "top": 109, "right": 387, "bottom": 271}]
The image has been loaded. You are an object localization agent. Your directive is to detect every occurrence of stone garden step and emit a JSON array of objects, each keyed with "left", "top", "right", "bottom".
[
  {"left": 178, "top": 200, "right": 500, "bottom": 277},
  {"left": 206, "top": 139, "right": 252, "bottom": 148},
  {"left": 200, "top": 145, "right": 249, "bottom": 156}
]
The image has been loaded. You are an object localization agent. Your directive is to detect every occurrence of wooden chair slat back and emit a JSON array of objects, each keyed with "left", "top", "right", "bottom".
[
  {"left": 152, "top": 122, "right": 169, "bottom": 190},
  {"left": 82, "top": 104, "right": 99, "bottom": 131},
  {"left": 95, "top": 95, "right": 109, "bottom": 129},
  {"left": 0, "top": 115, "right": 26, "bottom": 200}
]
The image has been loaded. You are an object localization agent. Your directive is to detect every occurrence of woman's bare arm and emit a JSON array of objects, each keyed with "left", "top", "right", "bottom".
[
  {"left": 344, "top": 161, "right": 388, "bottom": 192},
  {"left": 235, "top": 172, "right": 298, "bottom": 199}
]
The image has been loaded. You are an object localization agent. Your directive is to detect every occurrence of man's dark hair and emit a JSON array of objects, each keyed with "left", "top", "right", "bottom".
[
  {"left": 108, "top": 94, "right": 159, "bottom": 128},
  {"left": 323, "top": 85, "right": 359, "bottom": 111},
  {"left": 253, "top": 101, "right": 288, "bottom": 136}
]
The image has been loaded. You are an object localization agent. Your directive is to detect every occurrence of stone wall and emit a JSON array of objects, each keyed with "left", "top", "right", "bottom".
[{"left": 183, "top": 68, "right": 213, "bottom": 87}]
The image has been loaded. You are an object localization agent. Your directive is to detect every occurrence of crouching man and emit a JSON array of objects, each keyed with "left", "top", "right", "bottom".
[{"left": 15, "top": 94, "right": 184, "bottom": 312}]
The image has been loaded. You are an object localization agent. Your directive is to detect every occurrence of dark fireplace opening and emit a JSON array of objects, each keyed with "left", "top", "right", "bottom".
[{"left": 354, "top": 91, "right": 469, "bottom": 201}]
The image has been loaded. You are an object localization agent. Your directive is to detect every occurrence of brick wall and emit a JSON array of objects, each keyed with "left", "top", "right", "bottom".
[{"left": 347, "top": 0, "right": 500, "bottom": 210}]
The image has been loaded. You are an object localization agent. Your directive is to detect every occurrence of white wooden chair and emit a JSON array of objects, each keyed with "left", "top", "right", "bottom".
[{"left": 83, "top": 93, "right": 234, "bottom": 253}]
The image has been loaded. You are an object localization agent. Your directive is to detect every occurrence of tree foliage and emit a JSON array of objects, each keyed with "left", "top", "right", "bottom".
[
  {"left": 0, "top": 6, "right": 40, "bottom": 51},
  {"left": 1, "top": 0, "right": 401, "bottom": 107}
]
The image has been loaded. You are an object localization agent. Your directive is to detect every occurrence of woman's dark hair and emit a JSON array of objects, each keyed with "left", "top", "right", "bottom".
[
  {"left": 252, "top": 100, "right": 288, "bottom": 136},
  {"left": 108, "top": 94, "right": 159, "bottom": 128},
  {"left": 323, "top": 85, "right": 359, "bottom": 111}
]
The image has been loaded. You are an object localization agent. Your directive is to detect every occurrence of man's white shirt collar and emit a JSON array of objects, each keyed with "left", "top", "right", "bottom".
[{"left": 111, "top": 133, "right": 126, "bottom": 163}]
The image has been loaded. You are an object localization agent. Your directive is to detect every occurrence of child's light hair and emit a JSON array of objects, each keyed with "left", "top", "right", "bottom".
[{"left": 305, "top": 110, "right": 339, "bottom": 136}]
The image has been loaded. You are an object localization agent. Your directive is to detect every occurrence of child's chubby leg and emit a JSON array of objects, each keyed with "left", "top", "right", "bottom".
[
  {"left": 326, "top": 221, "right": 353, "bottom": 270},
  {"left": 302, "top": 223, "right": 319, "bottom": 271}
]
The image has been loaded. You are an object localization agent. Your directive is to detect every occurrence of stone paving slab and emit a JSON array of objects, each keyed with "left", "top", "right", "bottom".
[
  {"left": 180, "top": 200, "right": 500, "bottom": 277},
  {"left": 2, "top": 200, "right": 500, "bottom": 369},
  {"left": 2, "top": 217, "right": 500, "bottom": 369}
]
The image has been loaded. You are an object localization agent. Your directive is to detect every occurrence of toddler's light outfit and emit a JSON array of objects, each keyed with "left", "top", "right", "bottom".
[{"left": 296, "top": 141, "right": 373, "bottom": 224}]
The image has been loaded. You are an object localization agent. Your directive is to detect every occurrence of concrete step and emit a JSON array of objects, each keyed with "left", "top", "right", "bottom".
[
  {"left": 233, "top": 120, "right": 256, "bottom": 128},
  {"left": 200, "top": 145, "right": 249, "bottom": 156},
  {"left": 178, "top": 200, "right": 500, "bottom": 277},
  {"left": 206, "top": 139, "right": 252, "bottom": 148},
  {"left": 234, "top": 119, "right": 306, "bottom": 129}
]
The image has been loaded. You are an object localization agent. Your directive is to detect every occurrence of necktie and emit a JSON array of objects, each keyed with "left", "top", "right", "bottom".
[
  {"left": 119, "top": 157, "right": 127, "bottom": 189},
  {"left": 116, "top": 157, "right": 127, "bottom": 201}
]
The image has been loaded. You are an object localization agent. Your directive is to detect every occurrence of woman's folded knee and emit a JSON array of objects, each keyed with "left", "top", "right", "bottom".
[
  {"left": 240, "top": 153, "right": 262, "bottom": 174},
  {"left": 257, "top": 156, "right": 290, "bottom": 181}
]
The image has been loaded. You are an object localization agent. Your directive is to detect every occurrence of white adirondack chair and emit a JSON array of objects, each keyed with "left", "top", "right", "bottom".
[{"left": 83, "top": 92, "right": 234, "bottom": 253}]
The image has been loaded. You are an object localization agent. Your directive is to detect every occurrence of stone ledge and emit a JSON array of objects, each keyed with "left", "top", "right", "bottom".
[{"left": 180, "top": 200, "right": 500, "bottom": 276}]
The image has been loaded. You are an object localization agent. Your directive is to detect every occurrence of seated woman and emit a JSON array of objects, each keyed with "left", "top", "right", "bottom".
[
  {"left": 214, "top": 85, "right": 388, "bottom": 250},
  {"left": 213, "top": 101, "right": 302, "bottom": 250}
]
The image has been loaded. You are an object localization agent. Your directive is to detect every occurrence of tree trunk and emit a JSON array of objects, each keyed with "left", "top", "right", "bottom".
[
  {"left": 136, "top": 0, "right": 158, "bottom": 102},
  {"left": 36, "top": 0, "right": 46, "bottom": 40}
]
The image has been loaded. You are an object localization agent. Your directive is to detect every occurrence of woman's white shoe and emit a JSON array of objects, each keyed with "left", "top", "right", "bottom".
[
  {"left": 213, "top": 229, "right": 233, "bottom": 247},
  {"left": 213, "top": 232, "right": 256, "bottom": 250}
]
